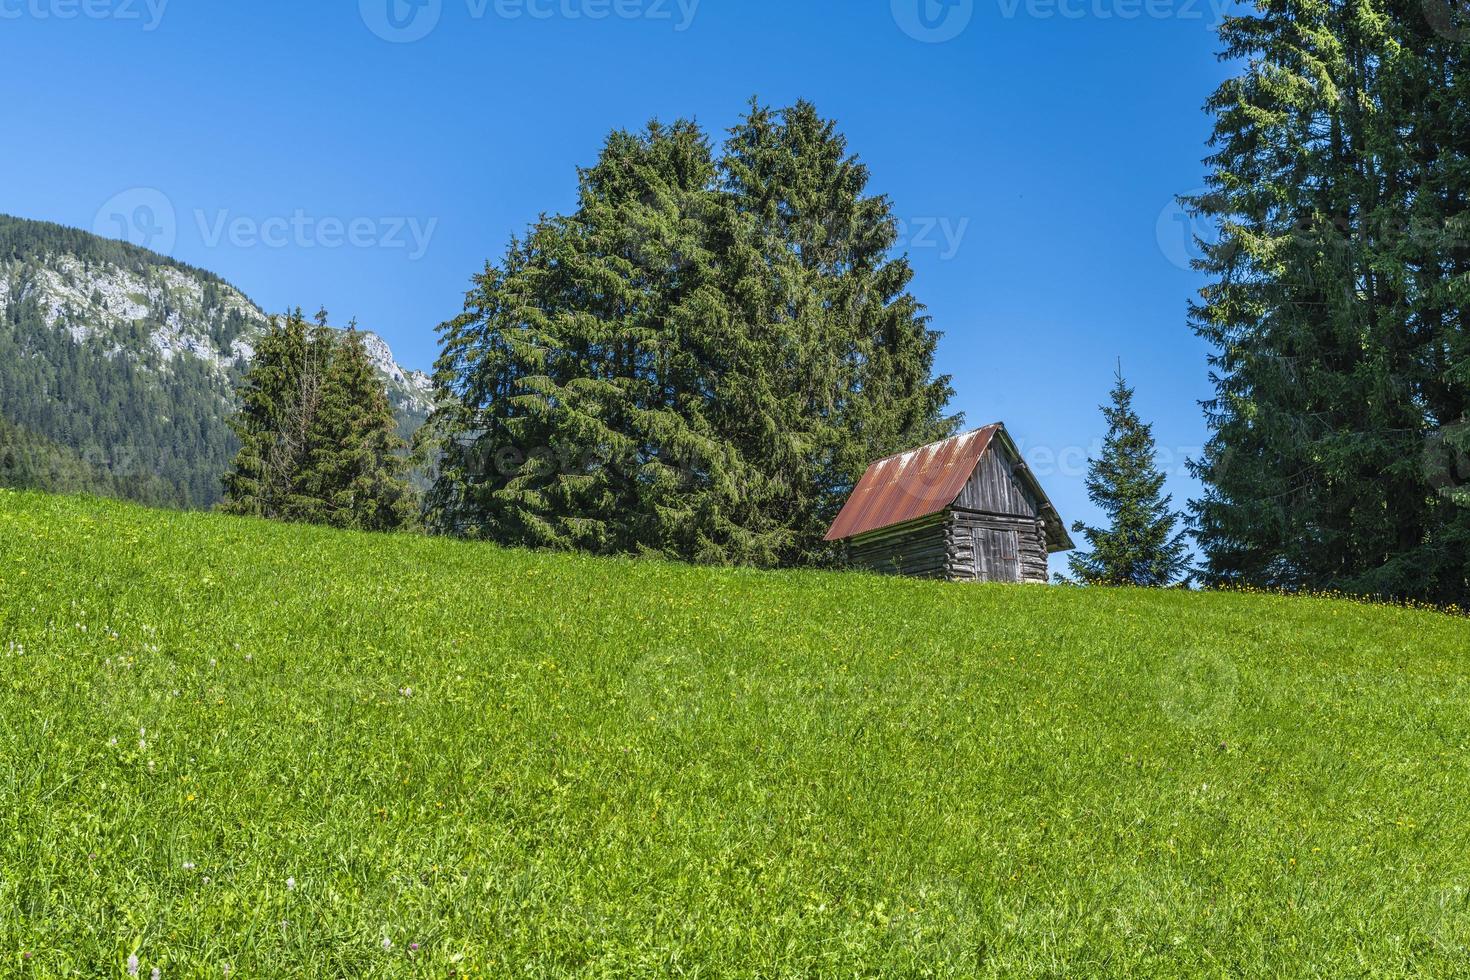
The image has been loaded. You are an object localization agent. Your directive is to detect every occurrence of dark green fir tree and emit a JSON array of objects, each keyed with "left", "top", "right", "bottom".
[
  {"left": 426, "top": 100, "right": 957, "bottom": 567},
  {"left": 222, "top": 310, "right": 417, "bottom": 530},
  {"left": 1067, "top": 368, "right": 1191, "bottom": 587},
  {"left": 1185, "top": 0, "right": 1470, "bottom": 604},
  {"left": 303, "top": 322, "right": 419, "bottom": 532},
  {"left": 220, "top": 308, "right": 324, "bottom": 520}
]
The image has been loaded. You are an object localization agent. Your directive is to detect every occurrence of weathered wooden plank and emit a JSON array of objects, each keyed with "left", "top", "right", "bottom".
[
  {"left": 847, "top": 482, "right": 1060, "bottom": 583},
  {"left": 953, "top": 442, "right": 1039, "bottom": 518}
]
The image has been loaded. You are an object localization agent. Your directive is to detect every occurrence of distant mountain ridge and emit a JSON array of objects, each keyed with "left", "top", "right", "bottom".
[{"left": 0, "top": 214, "right": 432, "bottom": 507}]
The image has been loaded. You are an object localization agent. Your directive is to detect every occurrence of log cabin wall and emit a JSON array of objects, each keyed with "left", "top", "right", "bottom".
[
  {"left": 834, "top": 427, "right": 1069, "bottom": 584},
  {"left": 846, "top": 511, "right": 1051, "bottom": 584},
  {"left": 948, "top": 510, "right": 1050, "bottom": 584},
  {"left": 845, "top": 515, "right": 951, "bottom": 579}
]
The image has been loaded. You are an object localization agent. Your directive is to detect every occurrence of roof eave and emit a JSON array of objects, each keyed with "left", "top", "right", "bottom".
[{"left": 990, "top": 426, "right": 1075, "bottom": 553}]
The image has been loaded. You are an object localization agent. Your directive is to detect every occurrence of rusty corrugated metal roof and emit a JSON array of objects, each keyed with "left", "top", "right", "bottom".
[{"left": 824, "top": 426, "right": 1001, "bottom": 542}]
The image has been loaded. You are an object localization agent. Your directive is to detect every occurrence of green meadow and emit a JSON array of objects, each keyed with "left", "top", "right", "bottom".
[{"left": 1, "top": 489, "right": 1467, "bottom": 977}]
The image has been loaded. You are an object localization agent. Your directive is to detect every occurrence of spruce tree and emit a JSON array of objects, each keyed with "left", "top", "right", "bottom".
[
  {"left": 429, "top": 120, "right": 736, "bottom": 557},
  {"left": 221, "top": 308, "right": 322, "bottom": 519},
  {"left": 1068, "top": 369, "right": 1190, "bottom": 587},
  {"left": 720, "top": 100, "right": 958, "bottom": 559},
  {"left": 222, "top": 310, "right": 417, "bottom": 530},
  {"left": 304, "top": 323, "right": 419, "bottom": 532},
  {"left": 1187, "top": 0, "right": 1470, "bottom": 604},
  {"left": 427, "top": 101, "right": 957, "bottom": 567}
]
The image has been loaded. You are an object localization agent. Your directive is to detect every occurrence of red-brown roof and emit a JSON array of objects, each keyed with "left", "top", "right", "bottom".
[{"left": 824, "top": 426, "right": 1001, "bottom": 542}]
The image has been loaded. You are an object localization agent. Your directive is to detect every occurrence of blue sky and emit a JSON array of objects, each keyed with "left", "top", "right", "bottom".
[{"left": 0, "top": 0, "right": 1232, "bottom": 546}]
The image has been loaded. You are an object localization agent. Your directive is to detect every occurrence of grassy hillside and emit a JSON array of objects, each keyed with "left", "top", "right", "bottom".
[{"left": 1, "top": 491, "right": 1467, "bottom": 977}]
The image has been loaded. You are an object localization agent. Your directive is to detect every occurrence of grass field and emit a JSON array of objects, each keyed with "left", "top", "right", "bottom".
[{"left": 1, "top": 489, "right": 1468, "bottom": 977}]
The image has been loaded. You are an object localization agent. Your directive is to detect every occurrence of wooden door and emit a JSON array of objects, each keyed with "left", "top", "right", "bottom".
[{"left": 974, "top": 528, "right": 1021, "bottom": 583}]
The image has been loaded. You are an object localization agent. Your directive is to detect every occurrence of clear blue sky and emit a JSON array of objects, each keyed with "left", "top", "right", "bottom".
[{"left": 0, "top": 0, "right": 1232, "bottom": 545}]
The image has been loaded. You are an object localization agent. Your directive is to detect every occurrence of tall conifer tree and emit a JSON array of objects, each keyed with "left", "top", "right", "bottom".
[
  {"left": 427, "top": 101, "right": 957, "bottom": 567},
  {"left": 223, "top": 310, "right": 417, "bottom": 530},
  {"left": 221, "top": 308, "right": 322, "bottom": 520},
  {"left": 1187, "top": 0, "right": 1470, "bottom": 603},
  {"left": 1068, "top": 369, "right": 1191, "bottom": 587},
  {"left": 304, "top": 323, "right": 419, "bottom": 532}
]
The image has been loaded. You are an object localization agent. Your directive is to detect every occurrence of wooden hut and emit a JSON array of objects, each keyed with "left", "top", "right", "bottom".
[{"left": 825, "top": 424, "right": 1074, "bottom": 583}]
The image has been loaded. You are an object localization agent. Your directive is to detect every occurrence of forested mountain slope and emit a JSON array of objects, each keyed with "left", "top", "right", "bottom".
[{"left": 0, "top": 215, "right": 431, "bottom": 507}]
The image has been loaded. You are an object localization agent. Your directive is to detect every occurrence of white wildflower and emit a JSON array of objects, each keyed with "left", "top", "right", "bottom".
[
  {"left": 183, "top": 861, "right": 195, "bottom": 871},
  {"left": 382, "top": 937, "right": 393, "bottom": 951},
  {"left": 127, "top": 954, "right": 139, "bottom": 976},
  {"left": 286, "top": 876, "right": 296, "bottom": 891}
]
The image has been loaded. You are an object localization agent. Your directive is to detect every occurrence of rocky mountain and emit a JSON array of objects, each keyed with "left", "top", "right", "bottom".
[{"left": 0, "top": 214, "right": 433, "bottom": 507}]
